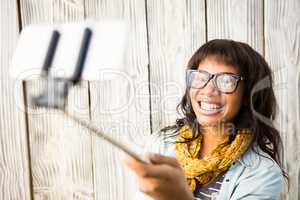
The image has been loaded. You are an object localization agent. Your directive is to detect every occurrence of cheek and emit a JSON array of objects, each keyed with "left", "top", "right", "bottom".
[
  {"left": 227, "top": 96, "right": 243, "bottom": 110},
  {"left": 189, "top": 89, "right": 194, "bottom": 101},
  {"left": 189, "top": 90, "right": 198, "bottom": 107},
  {"left": 224, "top": 89, "right": 244, "bottom": 117}
]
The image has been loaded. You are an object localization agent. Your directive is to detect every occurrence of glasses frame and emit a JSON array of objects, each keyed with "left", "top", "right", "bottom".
[{"left": 186, "top": 69, "right": 245, "bottom": 94}]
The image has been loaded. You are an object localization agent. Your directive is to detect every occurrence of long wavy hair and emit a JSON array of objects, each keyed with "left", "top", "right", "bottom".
[{"left": 161, "top": 39, "right": 288, "bottom": 182}]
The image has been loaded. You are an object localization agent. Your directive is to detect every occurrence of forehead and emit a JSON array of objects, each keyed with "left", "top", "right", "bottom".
[{"left": 197, "top": 57, "right": 240, "bottom": 74}]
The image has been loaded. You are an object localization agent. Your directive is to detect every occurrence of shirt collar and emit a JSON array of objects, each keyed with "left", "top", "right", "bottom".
[{"left": 235, "top": 146, "right": 265, "bottom": 168}]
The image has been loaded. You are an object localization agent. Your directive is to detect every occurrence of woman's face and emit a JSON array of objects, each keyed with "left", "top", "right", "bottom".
[{"left": 189, "top": 57, "right": 245, "bottom": 126}]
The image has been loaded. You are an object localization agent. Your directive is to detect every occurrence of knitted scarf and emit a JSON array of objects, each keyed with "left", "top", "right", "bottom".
[{"left": 174, "top": 125, "right": 252, "bottom": 191}]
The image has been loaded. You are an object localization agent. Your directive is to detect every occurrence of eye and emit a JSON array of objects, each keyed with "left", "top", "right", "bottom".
[
  {"left": 216, "top": 74, "right": 237, "bottom": 89},
  {"left": 190, "top": 72, "right": 209, "bottom": 88},
  {"left": 196, "top": 74, "right": 208, "bottom": 82}
]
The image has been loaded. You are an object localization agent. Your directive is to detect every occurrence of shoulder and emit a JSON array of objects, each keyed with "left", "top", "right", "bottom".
[
  {"left": 229, "top": 146, "right": 284, "bottom": 199},
  {"left": 238, "top": 146, "right": 283, "bottom": 176}
]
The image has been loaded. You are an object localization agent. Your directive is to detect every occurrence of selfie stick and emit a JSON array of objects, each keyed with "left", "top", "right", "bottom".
[{"left": 32, "top": 28, "right": 150, "bottom": 164}]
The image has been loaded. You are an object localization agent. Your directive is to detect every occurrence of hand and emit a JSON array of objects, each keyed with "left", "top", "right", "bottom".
[{"left": 124, "top": 152, "right": 194, "bottom": 200}]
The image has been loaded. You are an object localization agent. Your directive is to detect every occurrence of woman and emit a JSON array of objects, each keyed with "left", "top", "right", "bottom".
[{"left": 124, "top": 39, "right": 287, "bottom": 200}]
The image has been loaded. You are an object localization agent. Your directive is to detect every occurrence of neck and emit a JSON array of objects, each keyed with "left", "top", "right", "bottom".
[{"left": 199, "top": 124, "right": 230, "bottom": 158}]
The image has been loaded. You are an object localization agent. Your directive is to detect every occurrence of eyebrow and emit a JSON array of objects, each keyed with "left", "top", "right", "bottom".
[{"left": 190, "top": 69, "right": 242, "bottom": 76}]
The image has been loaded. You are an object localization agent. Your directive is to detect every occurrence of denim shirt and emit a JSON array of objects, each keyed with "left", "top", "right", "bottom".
[{"left": 134, "top": 144, "right": 284, "bottom": 200}]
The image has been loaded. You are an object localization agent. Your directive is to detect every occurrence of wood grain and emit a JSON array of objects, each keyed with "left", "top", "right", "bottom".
[
  {"left": 1, "top": 0, "right": 299, "bottom": 199},
  {"left": 265, "top": 0, "right": 300, "bottom": 199},
  {"left": 146, "top": 0, "right": 206, "bottom": 134},
  {"left": 0, "top": 0, "right": 31, "bottom": 199},
  {"left": 207, "top": 0, "right": 264, "bottom": 54},
  {"left": 84, "top": 0, "right": 156, "bottom": 199},
  {"left": 19, "top": 0, "right": 94, "bottom": 199}
]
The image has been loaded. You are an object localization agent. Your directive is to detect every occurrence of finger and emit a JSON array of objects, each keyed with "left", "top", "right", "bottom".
[
  {"left": 145, "top": 152, "right": 180, "bottom": 168},
  {"left": 124, "top": 155, "right": 172, "bottom": 179},
  {"left": 123, "top": 154, "right": 148, "bottom": 176},
  {"left": 142, "top": 164, "right": 173, "bottom": 179},
  {"left": 137, "top": 176, "right": 163, "bottom": 195}
]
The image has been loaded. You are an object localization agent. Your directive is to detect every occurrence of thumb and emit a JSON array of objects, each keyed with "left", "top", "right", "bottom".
[{"left": 145, "top": 152, "right": 181, "bottom": 168}]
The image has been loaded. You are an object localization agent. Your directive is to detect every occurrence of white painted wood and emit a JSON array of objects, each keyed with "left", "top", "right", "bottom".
[
  {"left": 20, "top": 0, "right": 85, "bottom": 24},
  {"left": 19, "top": 0, "right": 94, "bottom": 199},
  {"left": 84, "top": 0, "right": 156, "bottom": 199},
  {"left": 207, "top": 0, "right": 264, "bottom": 54},
  {"left": 0, "top": 0, "right": 297, "bottom": 199},
  {"left": 0, "top": 0, "right": 31, "bottom": 199},
  {"left": 146, "top": 0, "right": 206, "bottom": 133},
  {"left": 265, "top": 0, "right": 300, "bottom": 199}
]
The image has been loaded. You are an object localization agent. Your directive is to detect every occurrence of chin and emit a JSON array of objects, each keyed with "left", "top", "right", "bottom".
[{"left": 196, "top": 116, "right": 224, "bottom": 126}]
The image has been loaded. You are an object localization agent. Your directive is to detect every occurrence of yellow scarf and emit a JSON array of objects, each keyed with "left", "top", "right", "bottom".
[{"left": 174, "top": 125, "right": 252, "bottom": 191}]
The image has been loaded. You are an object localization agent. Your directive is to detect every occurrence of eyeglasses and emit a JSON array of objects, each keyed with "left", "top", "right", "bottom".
[{"left": 186, "top": 69, "right": 244, "bottom": 94}]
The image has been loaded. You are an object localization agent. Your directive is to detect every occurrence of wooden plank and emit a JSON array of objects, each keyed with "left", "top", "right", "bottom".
[
  {"left": 146, "top": 0, "right": 206, "bottom": 133},
  {"left": 19, "top": 0, "right": 94, "bottom": 199},
  {"left": 265, "top": 0, "right": 300, "bottom": 199},
  {"left": 207, "top": 0, "right": 264, "bottom": 54},
  {"left": 84, "top": 0, "right": 155, "bottom": 199},
  {"left": 0, "top": 1, "right": 32, "bottom": 199}
]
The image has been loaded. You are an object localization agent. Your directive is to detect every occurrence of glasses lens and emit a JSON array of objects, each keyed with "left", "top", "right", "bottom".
[
  {"left": 188, "top": 71, "right": 209, "bottom": 88},
  {"left": 215, "top": 74, "right": 238, "bottom": 93}
]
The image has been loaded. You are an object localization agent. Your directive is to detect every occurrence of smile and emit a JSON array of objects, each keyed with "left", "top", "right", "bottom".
[{"left": 198, "top": 101, "right": 224, "bottom": 115}]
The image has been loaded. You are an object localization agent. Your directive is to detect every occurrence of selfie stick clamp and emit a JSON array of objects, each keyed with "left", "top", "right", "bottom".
[{"left": 31, "top": 28, "right": 150, "bottom": 164}]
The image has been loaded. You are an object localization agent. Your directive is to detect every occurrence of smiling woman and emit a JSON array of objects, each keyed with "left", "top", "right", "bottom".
[{"left": 124, "top": 39, "right": 288, "bottom": 200}]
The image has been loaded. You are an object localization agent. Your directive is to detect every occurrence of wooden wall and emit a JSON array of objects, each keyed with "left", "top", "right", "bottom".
[{"left": 0, "top": 0, "right": 299, "bottom": 199}]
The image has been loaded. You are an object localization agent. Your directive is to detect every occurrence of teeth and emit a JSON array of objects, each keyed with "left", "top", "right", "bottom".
[{"left": 200, "top": 102, "right": 222, "bottom": 110}]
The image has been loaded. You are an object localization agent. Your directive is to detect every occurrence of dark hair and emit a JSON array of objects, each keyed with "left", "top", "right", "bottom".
[{"left": 161, "top": 39, "right": 288, "bottom": 183}]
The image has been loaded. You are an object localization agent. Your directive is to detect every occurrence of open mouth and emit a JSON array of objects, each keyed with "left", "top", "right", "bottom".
[{"left": 197, "top": 101, "right": 224, "bottom": 115}]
